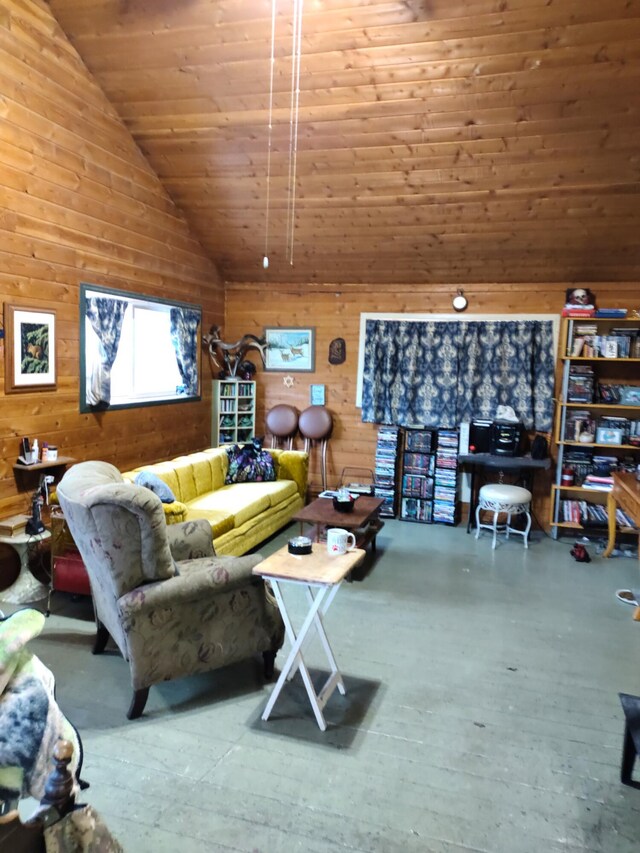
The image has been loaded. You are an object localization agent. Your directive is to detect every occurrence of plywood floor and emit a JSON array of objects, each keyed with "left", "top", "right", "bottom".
[{"left": 10, "top": 521, "right": 640, "bottom": 852}]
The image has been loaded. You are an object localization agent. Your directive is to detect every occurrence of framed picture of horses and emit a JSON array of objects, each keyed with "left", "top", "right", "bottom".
[
  {"left": 264, "top": 327, "right": 315, "bottom": 372},
  {"left": 4, "top": 305, "right": 57, "bottom": 393}
]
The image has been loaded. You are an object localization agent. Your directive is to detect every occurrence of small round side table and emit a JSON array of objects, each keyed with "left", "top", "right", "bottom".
[{"left": 0, "top": 530, "right": 51, "bottom": 604}]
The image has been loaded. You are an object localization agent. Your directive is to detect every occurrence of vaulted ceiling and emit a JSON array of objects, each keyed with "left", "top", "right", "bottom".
[{"left": 48, "top": 0, "right": 640, "bottom": 285}]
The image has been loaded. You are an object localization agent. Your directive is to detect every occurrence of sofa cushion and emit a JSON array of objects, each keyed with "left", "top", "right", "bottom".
[
  {"left": 259, "top": 479, "right": 298, "bottom": 507},
  {"left": 266, "top": 449, "right": 308, "bottom": 498},
  {"left": 183, "top": 499, "right": 235, "bottom": 539},
  {"left": 213, "top": 491, "right": 303, "bottom": 556},
  {"left": 194, "top": 484, "right": 271, "bottom": 528},
  {"left": 134, "top": 471, "right": 177, "bottom": 503}
]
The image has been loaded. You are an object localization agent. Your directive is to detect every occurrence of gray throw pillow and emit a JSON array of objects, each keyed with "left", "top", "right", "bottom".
[{"left": 134, "top": 471, "right": 176, "bottom": 503}]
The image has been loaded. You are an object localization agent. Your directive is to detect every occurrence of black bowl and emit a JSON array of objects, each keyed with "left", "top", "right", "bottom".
[{"left": 333, "top": 496, "right": 356, "bottom": 513}]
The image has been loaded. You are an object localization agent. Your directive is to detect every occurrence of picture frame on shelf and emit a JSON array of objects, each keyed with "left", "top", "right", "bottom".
[
  {"left": 264, "top": 327, "right": 315, "bottom": 372},
  {"left": 595, "top": 427, "right": 624, "bottom": 445},
  {"left": 4, "top": 305, "right": 57, "bottom": 393}
]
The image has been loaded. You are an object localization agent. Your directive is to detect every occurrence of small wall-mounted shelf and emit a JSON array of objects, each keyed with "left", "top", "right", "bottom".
[
  {"left": 13, "top": 456, "right": 76, "bottom": 491},
  {"left": 13, "top": 456, "right": 76, "bottom": 473}
]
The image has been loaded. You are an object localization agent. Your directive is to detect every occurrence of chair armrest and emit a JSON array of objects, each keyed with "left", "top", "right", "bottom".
[
  {"left": 163, "top": 500, "right": 188, "bottom": 524},
  {"left": 117, "top": 554, "right": 264, "bottom": 614},
  {"left": 267, "top": 449, "right": 309, "bottom": 498},
  {"left": 166, "top": 519, "right": 215, "bottom": 560}
]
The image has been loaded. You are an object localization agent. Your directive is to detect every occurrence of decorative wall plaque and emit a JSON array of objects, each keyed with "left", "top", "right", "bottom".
[{"left": 328, "top": 337, "right": 346, "bottom": 365}]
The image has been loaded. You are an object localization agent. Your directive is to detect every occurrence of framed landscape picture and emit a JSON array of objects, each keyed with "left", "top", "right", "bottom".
[
  {"left": 4, "top": 305, "right": 57, "bottom": 393},
  {"left": 264, "top": 327, "right": 315, "bottom": 372}
]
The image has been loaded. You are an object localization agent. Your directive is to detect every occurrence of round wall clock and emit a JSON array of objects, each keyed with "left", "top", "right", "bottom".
[{"left": 452, "top": 290, "right": 468, "bottom": 312}]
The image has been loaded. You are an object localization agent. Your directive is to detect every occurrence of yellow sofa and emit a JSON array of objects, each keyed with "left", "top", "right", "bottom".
[{"left": 121, "top": 447, "right": 308, "bottom": 556}]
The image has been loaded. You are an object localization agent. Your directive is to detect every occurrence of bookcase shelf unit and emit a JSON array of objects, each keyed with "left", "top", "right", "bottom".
[
  {"left": 550, "top": 316, "right": 640, "bottom": 539},
  {"left": 211, "top": 379, "right": 256, "bottom": 446}
]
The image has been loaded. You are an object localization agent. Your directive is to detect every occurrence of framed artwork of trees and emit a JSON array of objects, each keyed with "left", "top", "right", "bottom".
[{"left": 4, "top": 305, "right": 57, "bottom": 393}]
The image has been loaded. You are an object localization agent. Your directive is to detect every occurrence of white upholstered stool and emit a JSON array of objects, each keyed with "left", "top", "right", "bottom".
[{"left": 475, "top": 483, "right": 532, "bottom": 550}]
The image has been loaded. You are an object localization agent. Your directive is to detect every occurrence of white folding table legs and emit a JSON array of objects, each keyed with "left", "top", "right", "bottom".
[{"left": 261, "top": 579, "right": 345, "bottom": 731}]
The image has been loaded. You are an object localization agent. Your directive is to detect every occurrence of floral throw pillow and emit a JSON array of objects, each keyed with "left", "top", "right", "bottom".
[{"left": 225, "top": 438, "right": 276, "bottom": 484}]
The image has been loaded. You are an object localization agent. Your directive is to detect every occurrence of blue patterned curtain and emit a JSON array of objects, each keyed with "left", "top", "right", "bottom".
[
  {"left": 85, "top": 297, "right": 128, "bottom": 408},
  {"left": 362, "top": 319, "right": 554, "bottom": 431},
  {"left": 170, "top": 307, "right": 200, "bottom": 396}
]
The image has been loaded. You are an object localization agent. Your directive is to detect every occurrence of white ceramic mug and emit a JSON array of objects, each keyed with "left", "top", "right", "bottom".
[{"left": 326, "top": 527, "right": 356, "bottom": 556}]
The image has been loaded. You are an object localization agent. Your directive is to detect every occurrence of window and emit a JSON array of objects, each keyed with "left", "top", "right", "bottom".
[{"left": 80, "top": 284, "right": 201, "bottom": 412}]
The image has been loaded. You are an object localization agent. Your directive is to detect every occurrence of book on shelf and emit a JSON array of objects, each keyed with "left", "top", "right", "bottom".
[
  {"left": 581, "top": 482, "right": 613, "bottom": 491},
  {"left": 0, "top": 513, "right": 30, "bottom": 536},
  {"left": 594, "top": 308, "right": 628, "bottom": 318},
  {"left": 616, "top": 508, "right": 637, "bottom": 528},
  {"left": 562, "top": 307, "right": 595, "bottom": 318},
  {"left": 576, "top": 335, "right": 634, "bottom": 358}
]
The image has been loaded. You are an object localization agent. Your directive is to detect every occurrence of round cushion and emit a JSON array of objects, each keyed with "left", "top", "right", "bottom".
[
  {"left": 265, "top": 404, "right": 298, "bottom": 438},
  {"left": 478, "top": 484, "right": 532, "bottom": 504},
  {"left": 298, "top": 405, "right": 333, "bottom": 440}
]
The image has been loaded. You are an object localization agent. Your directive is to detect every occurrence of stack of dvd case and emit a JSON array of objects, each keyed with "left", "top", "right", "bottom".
[
  {"left": 433, "top": 429, "right": 459, "bottom": 525},
  {"left": 374, "top": 426, "right": 401, "bottom": 518}
]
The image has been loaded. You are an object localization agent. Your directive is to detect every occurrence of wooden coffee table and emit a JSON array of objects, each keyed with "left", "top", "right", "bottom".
[
  {"left": 293, "top": 495, "right": 385, "bottom": 551},
  {"left": 254, "top": 543, "right": 365, "bottom": 730}
]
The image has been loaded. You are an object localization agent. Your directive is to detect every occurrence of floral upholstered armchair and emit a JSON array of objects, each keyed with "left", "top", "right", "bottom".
[{"left": 56, "top": 461, "right": 284, "bottom": 719}]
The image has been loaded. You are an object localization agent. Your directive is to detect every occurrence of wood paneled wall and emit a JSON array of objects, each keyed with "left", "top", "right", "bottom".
[
  {"left": 48, "top": 0, "right": 640, "bottom": 286},
  {"left": 0, "top": 1, "right": 224, "bottom": 518},
  {"left": 226, "top": 280, "right": 638, "bottom": 523}
]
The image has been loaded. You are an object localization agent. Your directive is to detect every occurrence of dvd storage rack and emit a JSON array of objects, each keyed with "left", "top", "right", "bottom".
[
  {"left": 399, "top": 428, "right": 460, "bottom": 525},
  {"left": 373, "top": 426, "right": 401, "bottom": 518},
  {"left": 399, "top": 428, "right": 436, "bottom": 523}
]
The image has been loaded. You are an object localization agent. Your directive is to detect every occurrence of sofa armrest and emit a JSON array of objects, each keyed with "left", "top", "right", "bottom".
[
  {"left": 268, "top": 449, "right": 309, "bottom": 499},
  {"left": 166, "top": 519, "right": 215, "bottom": 560},
  {"left": 118, "top": 553, "right": 264, "bottom": 615},
  {"left": 163, "top": 500, "right": 188, "bottom": 524}
]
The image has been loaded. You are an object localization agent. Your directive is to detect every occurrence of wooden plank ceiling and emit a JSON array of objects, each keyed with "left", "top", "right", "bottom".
[{"left": 48, "top": 0, "right": 640, "bottom": 285}]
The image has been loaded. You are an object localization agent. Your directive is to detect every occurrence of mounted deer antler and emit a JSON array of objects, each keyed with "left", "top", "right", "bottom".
[{"left": 202, "top": 325, "right": 267, "bottom": 377}]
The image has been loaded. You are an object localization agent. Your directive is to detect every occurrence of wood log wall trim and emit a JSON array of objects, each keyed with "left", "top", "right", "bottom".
[{"left": 0, "top": 0, "right": 223, "bottom": 518}]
